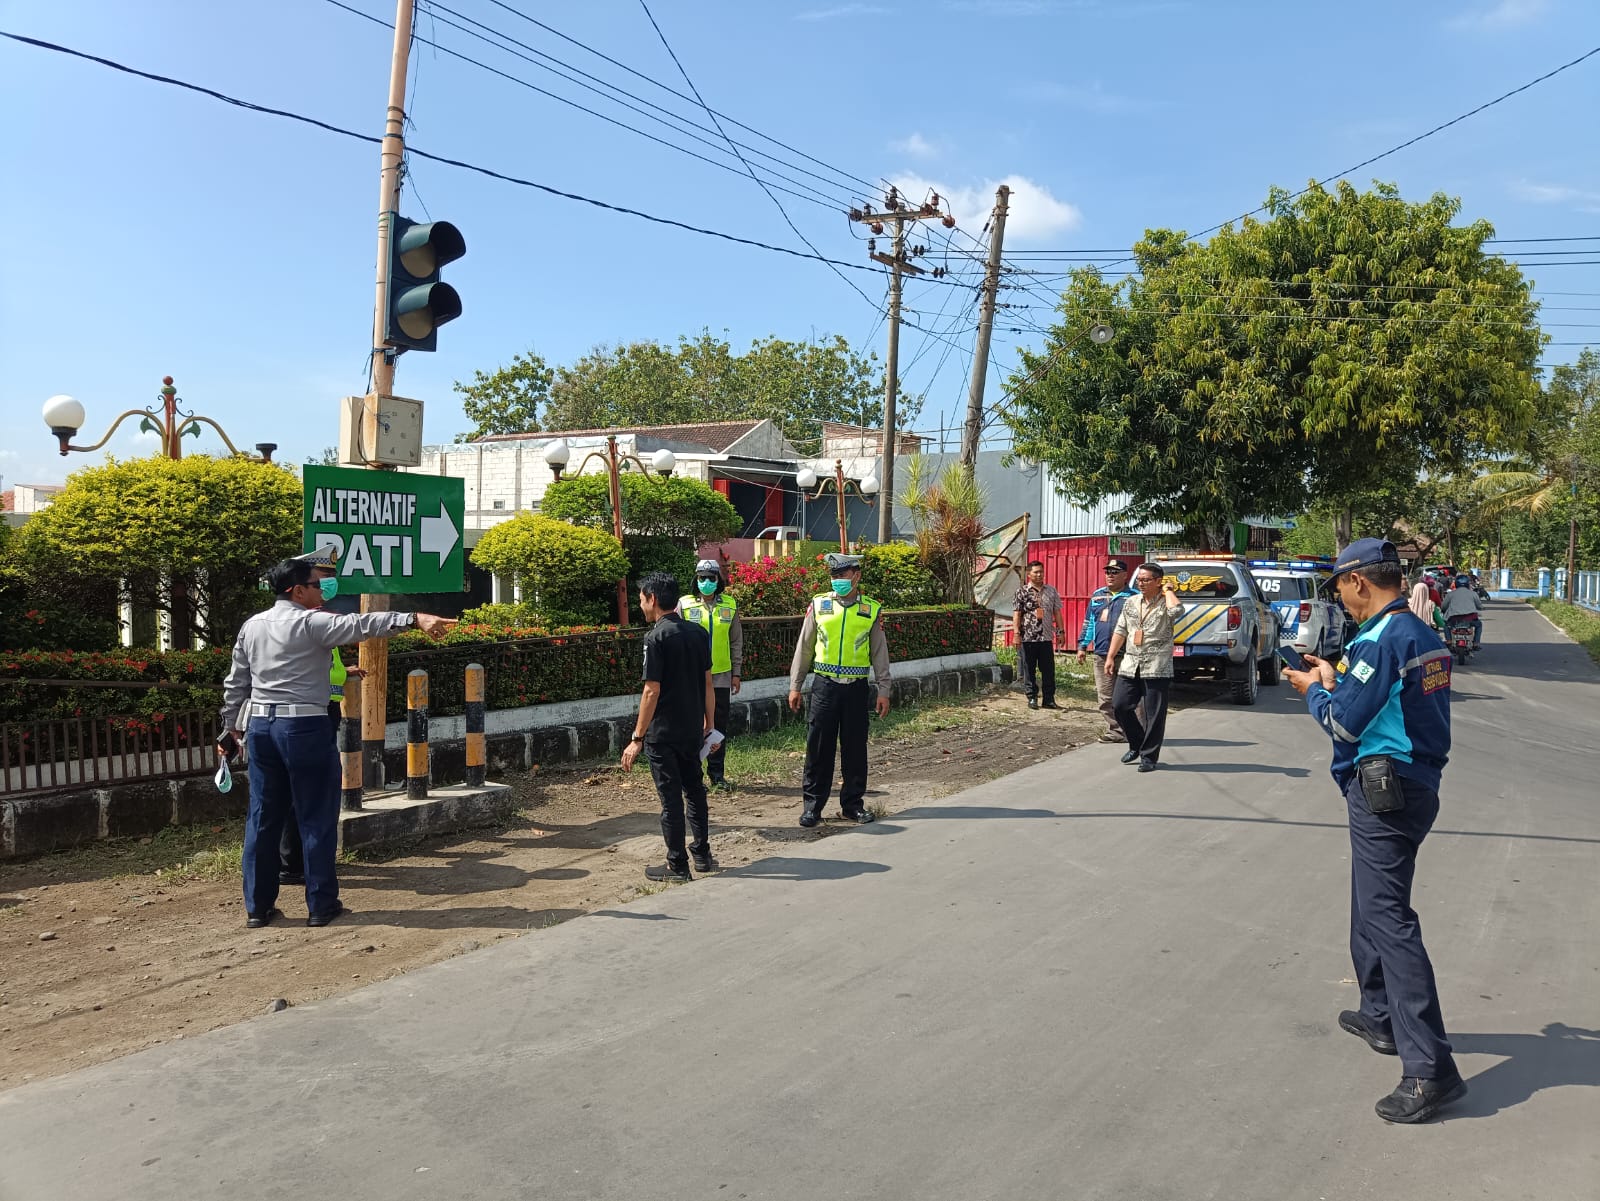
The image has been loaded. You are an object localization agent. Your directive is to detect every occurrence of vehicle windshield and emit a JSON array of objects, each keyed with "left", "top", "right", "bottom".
[
  {"left": 1253, "top": 573, "right": 1318, "bottom": 600},
  {"left": 1160, "top": 563, "right": 1244, "bottom": 599}
]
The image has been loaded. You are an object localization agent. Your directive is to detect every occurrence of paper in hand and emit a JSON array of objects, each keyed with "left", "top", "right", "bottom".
[{"left": 699, "top": 729, "right": 725, "bottom": 761}]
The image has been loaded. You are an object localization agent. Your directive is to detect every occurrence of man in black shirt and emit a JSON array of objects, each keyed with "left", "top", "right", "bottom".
[{"left": 621, "top": 572, "right": 717, "bottom": 882}]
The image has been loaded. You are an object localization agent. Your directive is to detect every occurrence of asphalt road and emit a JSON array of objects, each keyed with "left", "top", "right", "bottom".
[{"left": 2, "top": 600, "right": 1596, "bottom": 1201}]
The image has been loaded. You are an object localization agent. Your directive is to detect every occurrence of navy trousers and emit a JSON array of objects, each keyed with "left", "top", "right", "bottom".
[
  {"left": 279, "top": 703, "right": 341, "bottom": 878},
  {"left": 245, "top": 714, "right": 341, "bottom": 918},
  {"left": 1344, "top": 773, "right": 1456, "bottom": 1080}
]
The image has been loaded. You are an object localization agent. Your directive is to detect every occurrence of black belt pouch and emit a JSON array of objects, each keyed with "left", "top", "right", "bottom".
[{"left": 1357, "top": 755, "right": 1407, "bottom": 814}]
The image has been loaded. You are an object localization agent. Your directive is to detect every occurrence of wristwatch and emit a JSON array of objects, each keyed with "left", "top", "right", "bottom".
[{"left": 630, "top": 733, "right": 645, "bottom": 743}]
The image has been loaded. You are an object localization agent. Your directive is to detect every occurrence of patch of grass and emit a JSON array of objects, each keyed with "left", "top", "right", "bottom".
[
  {"left": 158, "top": 842, "right": 244, "bottom": 883},
  {"left": 1528, "top": 598, "right": 1600, "bottom": 665},
  {"left": 10, "top": 820, "right": 247, "bottom": 886}
]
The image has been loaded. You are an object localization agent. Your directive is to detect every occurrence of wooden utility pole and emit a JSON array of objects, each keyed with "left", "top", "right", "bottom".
[
  {"left": 851, "top": 189, "right": 950, "bottom": 543},
  {"left": 960, "top": 184, "right": 1009, "bottom": 472},
  {"left": 358, "top": 0, "right": 416, "bottom": 789}
]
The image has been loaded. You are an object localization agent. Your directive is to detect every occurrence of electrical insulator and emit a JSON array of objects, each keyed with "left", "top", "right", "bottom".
[
  {"left": 849, "top": 208, "right": 864, "bottom": 222},
  {"left": 941, "top": 215, "right": 956, "bottom": 228},
  {"left": 870, "top": 221, "right": 884, "bottom": 235}
]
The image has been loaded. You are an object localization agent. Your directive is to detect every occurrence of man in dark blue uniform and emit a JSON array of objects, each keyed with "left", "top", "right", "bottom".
[
  {"left": 1077, "top": 558, "right": 1137, "bottom": 742},
  {"left": 1285, "top": 538, "right": 1466, "bottom": 1123}
]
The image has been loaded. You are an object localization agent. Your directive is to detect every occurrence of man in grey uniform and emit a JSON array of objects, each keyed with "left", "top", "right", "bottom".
[
  {"left": 787, "top": 552, "right": 892, "bottom": 827},
  {"left": 220, "top": 551, "right": 454, "bottom": 928}
]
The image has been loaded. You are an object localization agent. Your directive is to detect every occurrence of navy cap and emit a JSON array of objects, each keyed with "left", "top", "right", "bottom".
[
  {"left": 1329, "top": 537, "right": 1401, "bottom": 579},
  {"left": 1105, "top": 558, "right": 1130, "bottom": 572}
]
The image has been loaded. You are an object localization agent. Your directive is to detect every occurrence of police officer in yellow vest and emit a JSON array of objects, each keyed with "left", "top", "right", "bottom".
[
  {"left": 279, "top": 646, "right": 360, "bottom": 885},
  {"left": 679, "top": 559, "right": 742, "bottom": 788},
  {"left": 788, "top": 552, "right": 892, "bottom": 827}
]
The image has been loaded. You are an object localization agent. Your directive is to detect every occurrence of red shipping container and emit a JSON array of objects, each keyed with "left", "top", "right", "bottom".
[{"left": 1024, "top": 536, "right": 1149, "bottom": 647}]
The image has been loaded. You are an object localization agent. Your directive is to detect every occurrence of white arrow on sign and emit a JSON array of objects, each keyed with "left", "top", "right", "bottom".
[{"left": 419, "top": 501, "right": 459, "bottom": 567}]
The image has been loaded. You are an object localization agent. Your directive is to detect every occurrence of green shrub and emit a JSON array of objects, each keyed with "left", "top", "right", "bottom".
[
  {"left": 470, "top": 514, "right": 628, "bottom": 622},
  {"left": 542, "top": 473, "right": 739, "bottom": 544},
  {"left": 726, "top": 554, "right": 828, "bottom": 616},
  {"left": 860, "top": 543, "right": 941, "bottom": 608}
]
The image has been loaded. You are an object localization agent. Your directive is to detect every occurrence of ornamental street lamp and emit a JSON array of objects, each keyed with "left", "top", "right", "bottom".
[
  {"left": 543, "top": 435, "right": 677, "bottom": 623},
  {"left": 797, "top": 459, "right": 880, "bottom": 553},
  {"left": 42, "top": 376, "right": 276, "bottom": 462}
]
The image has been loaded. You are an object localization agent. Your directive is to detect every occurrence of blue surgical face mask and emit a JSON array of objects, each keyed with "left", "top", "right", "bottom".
[
  {"left": 831, "top": 578, "right": 854, "bottom": 598},
  {"left": 697, "top": 578, "right": 719, "bottom": 596},
  {"left": 318, "top": 577, "right": 340, "bottom": 602}
]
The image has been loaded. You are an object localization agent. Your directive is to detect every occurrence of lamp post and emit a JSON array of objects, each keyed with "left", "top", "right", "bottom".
[
  {"left": 42, "top": 376, "right": 277, "bottom": 462},
  {"left": 796, "top": 459, "right": 880, "bottom": 553},
  {"left": 543, "top": 435, "right": 677, "bottom": 623}
]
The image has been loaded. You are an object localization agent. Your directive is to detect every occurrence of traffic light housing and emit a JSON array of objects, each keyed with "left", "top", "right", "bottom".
[{"left": 383, "top": 215, "right": 465, "bottom": 352}]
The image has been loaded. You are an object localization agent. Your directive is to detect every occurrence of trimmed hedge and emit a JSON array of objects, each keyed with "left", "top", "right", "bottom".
[{"left": 4, "top": 607, "right": 995, "bottom": 723}]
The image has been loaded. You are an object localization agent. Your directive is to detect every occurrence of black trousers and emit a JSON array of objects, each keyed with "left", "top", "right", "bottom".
[
  {"left": 803, "top": 677, "right": 870, "bottom": 817},
  {"left": 280, "top": 703, "right": 341, "bottom": 878},
  {"left": 706, "top": 685, "right": 731, "bottom": 783},
  {"left": 1344, "top": 774, "right": 1455, "bottom": 1079},
  {"left": 645, "top": 741, "right": 710, "bottom": 868},
  {"left": 1019, "top": 640, "right": 1056, "bottom": 702},
  {"left": 1112, "top": 673, "right": 1171, "bottom": 762}
]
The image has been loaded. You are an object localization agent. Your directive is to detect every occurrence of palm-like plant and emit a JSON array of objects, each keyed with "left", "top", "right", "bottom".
[{"left": 900, "top": 455, "right": 988, "bottom": 603}]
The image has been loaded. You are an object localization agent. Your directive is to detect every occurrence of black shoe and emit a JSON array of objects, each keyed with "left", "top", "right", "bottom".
[
  {"left": 1339, "top": 1009, "right": 1398, "bottom": 1055},
  {"left": 691, "top": 853, "right": 718, "bottom": 873},
  {"left": 1375, "top": 1073, "right": 1467, "bottom": 1124},
  {"left": 1027, "top": 697, "right": 1039, "bottom": 710},
  {"left": 644, "top": 862, "right": 692, "bottom": 883},
  {"left": 305, "top": 902, "right": 346, "bottom": 928},
  {"left": 1041, "top": 701, "right": 1060, "bottom": 710},
  {"left": 841, "top": 809, "right": 876, "bottom": 824},
  {"left": 246, "top": 907, "right": 283, "bottom": 930},
  {"left": 1120, "top": 749, "right": 1140, "bottom": 764},
  {"left": 798, "top": 812, "right": 821, "bottom": 828},
  {"left": 1137, "top": 758, "right": 1157, "bottom": 772},
  {"left": 279, "top": 872, "right": 305, "bottom": 886}
]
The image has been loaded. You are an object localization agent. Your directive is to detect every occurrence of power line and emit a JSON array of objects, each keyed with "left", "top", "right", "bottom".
[
  {"left": 0, "top": 31, "right": 975, "bottom": 289},
  {"left": 631, "top": 0, "right": 880, "bottom": 312}
]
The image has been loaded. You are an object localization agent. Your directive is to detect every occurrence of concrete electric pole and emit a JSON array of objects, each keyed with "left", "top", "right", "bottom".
[
  {"left": 960, "top": 184, "right": 1009, "bottom": 472},
  {"left": 851, "top": 189, "right": 951, "bottom": 543}
]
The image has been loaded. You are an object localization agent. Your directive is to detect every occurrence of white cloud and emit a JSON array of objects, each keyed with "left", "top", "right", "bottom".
[
  {"left": 884, "top": 173, "right": 1082, "bottom": 243},
  {"left": 795, "top": 3, "right": 890, "bottom": 19},
  {"left": 890, "top": 132, "right": 938, "bottom": 159},
  {"left": 1511, "top": 179, "right": 1600, "bottom": 213},
  {"left": 1447, "top": 0, "right": 1547, "bottom": 30}
]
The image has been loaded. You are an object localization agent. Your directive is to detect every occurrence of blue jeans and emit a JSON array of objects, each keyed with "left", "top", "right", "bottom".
[{"left": 245, "top": 714, "right": 341, "bottom": 917}]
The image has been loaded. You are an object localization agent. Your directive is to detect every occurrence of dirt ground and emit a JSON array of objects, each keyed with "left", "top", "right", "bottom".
[{"left": 0, "top": 683, "right": 1107, "bottom": 1089}]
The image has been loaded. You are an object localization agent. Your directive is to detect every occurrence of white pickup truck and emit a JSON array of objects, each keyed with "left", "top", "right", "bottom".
[{"left": 1154, "top": 555, "right": 1282, "bottom": 705}]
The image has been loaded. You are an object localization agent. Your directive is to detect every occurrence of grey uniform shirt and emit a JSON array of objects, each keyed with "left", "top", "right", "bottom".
[
  {"left": 789, "top": 593, "right": 892, "bottom": 691},
  {"left": 221, "top": 599, "right": 415, "bottom": 729},
  {"left": 1112, "top": 592, "right": 1186, "bottom": 679}
]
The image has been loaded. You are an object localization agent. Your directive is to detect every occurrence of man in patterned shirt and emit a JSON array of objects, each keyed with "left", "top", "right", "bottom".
[{"left": 1013, "top": 560, "right": 1064, "bottom": 710}]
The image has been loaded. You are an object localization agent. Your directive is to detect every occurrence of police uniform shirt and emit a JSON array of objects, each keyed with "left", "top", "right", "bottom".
[
  {"left": 1304, "top": 598, "right": 1452, "bottom": 791},
  {"left": 221, "top": 600, "right": 415, "bottom": 730},
  {"left": 788, "top": 592, "right": 892, "bottom": 690},
  {"left": 642, "top": 612, "right": 712, "bottom": 753}
]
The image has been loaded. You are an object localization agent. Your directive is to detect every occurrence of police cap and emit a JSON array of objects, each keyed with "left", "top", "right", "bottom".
[
  {"left": 824, "top": 552, "right": 863, "bottom": 573},
  {"left": 1329, "top": 537, "right": 1401, "bottom": 580}
]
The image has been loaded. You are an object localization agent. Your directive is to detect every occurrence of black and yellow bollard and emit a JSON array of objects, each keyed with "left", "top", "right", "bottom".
[
  {"left": 464, "top": 662, "right": 486, "bottom": 788},
  {"left": 340, "top": 680, "right": 364, "bottom": 811},
  {"left": 406, "top": 668, "right": 429, "bottom": 800}
]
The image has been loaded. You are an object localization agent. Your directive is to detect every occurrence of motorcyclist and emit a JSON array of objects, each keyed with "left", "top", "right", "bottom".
[{"left": 1439, "top": 574, "right": 1483, "bottom": 650}]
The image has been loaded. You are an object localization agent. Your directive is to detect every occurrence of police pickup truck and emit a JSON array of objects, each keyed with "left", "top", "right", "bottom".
[
  {"left": 1155, "top": 554, "right": 1282, "bottom": 705},
  {"left": 1248, "top": 558, "right": 1346, "bottom": 660}
]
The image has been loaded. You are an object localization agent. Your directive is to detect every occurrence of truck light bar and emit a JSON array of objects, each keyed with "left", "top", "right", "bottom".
[{"left": 1248, "top": 559, "right": 1335, "bottom": 571}]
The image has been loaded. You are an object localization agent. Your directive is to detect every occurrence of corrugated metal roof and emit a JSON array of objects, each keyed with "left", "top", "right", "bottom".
[{"left": 1037, "top": 474, "right": 1179, "bottom": 538}]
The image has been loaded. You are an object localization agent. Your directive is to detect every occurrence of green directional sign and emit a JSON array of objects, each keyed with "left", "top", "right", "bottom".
[{"left": 303, "top": 466, "right": 465, "bottom": 594}]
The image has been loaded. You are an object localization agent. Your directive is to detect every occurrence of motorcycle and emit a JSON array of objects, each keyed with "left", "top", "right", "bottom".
[{"left": 1447, "top": 615, "right": 1477, "bottom": 666}]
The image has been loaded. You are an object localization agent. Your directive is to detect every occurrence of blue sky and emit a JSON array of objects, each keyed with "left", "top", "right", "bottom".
[{"left": 3, "top": 0, "right": 1598, "bottom": 492}]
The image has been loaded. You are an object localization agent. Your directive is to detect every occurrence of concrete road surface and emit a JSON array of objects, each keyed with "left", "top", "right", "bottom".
[{"left": 3, "top": 600, "right": 1596, "bottom": 1200}]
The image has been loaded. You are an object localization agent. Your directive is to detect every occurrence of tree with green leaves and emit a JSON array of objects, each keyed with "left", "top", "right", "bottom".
[
  {"left": 469, "top": 514, "right": 629, "bottom": 626},
  {"left": 454, "top": 350, "right": 553, "bottom": 439},
  {"left": 1007, "top": 182, "right": 1544, "bottom": 550},
  {"left": 540, "top": 472, "right": 740, "bottom": 545},
  {"left": 21, "top": 455, "right": 301, "bottom": 646}
]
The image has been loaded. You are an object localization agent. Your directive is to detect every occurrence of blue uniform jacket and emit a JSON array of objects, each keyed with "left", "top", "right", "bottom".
[
  {"left": 1079, "top": 586, "right": 1135, "bottom": 656},
  {"left": 1304, "top": 598, "right": 1452, "bottom": 792}
]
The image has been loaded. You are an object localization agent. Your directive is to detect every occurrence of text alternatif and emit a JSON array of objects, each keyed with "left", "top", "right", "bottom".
[{"left": 310, "top": 488, "right": 419, "bottom": 529}]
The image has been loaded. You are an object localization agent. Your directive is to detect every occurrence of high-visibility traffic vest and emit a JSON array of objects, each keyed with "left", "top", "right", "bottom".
[
  {"left": 811, "top": 593, "right": 880, "bottom": 680},
  {"left": 329, "top": 646, "right": 348, "bottom": 701},
  {"left": 680, "top": 593, "right": 738, "bottom": 675}
]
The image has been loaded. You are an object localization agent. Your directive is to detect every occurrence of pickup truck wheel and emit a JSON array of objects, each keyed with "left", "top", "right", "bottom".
[
  {"left": 1231, "top": 659, "right": 1260, "bottom": 705},
  {"left": 1258, "top": 647, "right": 1282, "bottom": 686}
]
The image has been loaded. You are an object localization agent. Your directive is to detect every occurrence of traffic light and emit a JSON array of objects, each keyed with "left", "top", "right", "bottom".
[{"left": 383, "top": 215, "right": 466, "bottom": 352}]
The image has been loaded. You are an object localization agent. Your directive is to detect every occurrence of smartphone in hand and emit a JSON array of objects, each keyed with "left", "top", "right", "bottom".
[
  {"left": 216, "top": 731, "right": 240, "bottom": 761},
  {"left": 1276, "top": 645, "right": 1308, "bottom": 672}
]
